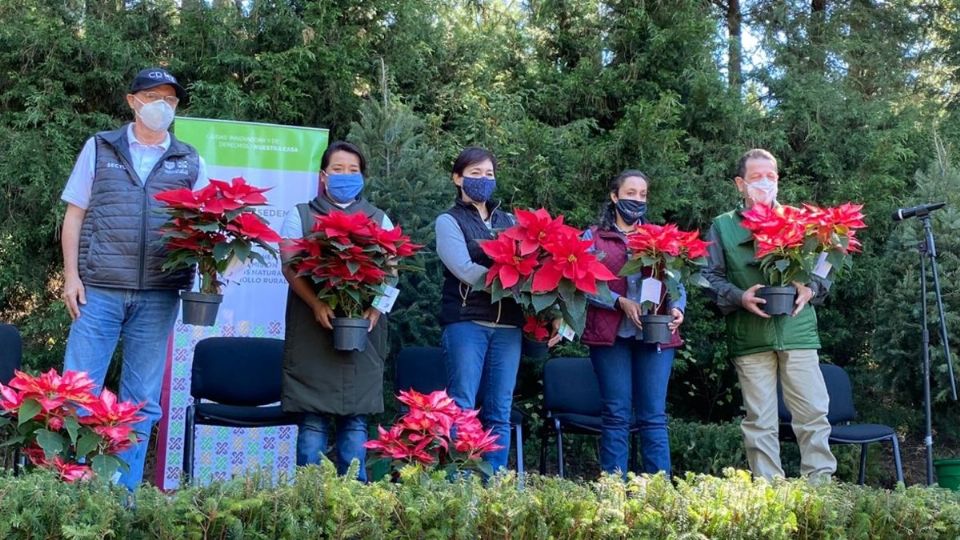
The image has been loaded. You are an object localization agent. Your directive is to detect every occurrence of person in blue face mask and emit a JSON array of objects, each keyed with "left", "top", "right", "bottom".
[
  {"left": 279, "top": 141, "right": 395, "bottom": 481},
  {"left": 434, "top": 147, "right": 527, "bottom": 474}
]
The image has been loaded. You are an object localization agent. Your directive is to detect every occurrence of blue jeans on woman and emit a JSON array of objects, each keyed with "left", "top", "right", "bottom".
[
  {"left": 590, "top": 338, "right": 675, "bottom": 477},
  {"left": 296, "top": 413, "right": 368, "bottom": 481},
  {"left": 441, "top": 321, "right": 521, "bottom": 473}
]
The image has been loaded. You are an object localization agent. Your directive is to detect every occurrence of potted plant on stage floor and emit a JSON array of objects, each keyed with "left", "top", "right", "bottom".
[
  {"left": 619, "top": 223, "right": 710, "bottom": 344},
  {"left": 284, "top": 210, "right": 421, "bottom": 352},
  {"left": 478, "top": 208, "right": 617, "bottom": 355},
  {"left": 739, "top": 203, "right": 865, "bottom": 316},
  {"left": 155, "top": 177, "right": 281, "bottom": 326},
  {"left": 0, "top": 369, "right": 144, "bottom": 482}
]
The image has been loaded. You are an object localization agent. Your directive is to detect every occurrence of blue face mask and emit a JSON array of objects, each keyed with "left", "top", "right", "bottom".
[
  {"left": 461, "top": 176, "right": 496, "bottom": 203},
  {"left": 326, "top": 172, "right": 364, "bottom": 203}
]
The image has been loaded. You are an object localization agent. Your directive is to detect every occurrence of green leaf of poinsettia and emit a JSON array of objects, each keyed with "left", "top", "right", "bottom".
[
  {"left": 36, "top": 429, "right": 65, "bottom": 460},
  {"left": 476, "top": 461, "right": 494, "bottom": 478},
  {"left": 92, "top": 454, "right": 123, "bottom": 479},
  {"left": 76, "top": 431, "right": 100, "bottom": 459},
  {"left": 531, "top": 292, "right": 558, "bottom": 313},
  {"left": 64, "top": 416, "right": 79, "bottom": 444},
  {"left": 18, "top": 399, "right": 41, "bottom": 427}
]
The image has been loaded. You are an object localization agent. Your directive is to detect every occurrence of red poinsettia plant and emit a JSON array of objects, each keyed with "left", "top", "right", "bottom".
[
  {"left": 155, "top": 177, "right": 282, "bottom": 295},
  {"left": 364, "top": 389, "right": 501, "bottom": 477},
  {"left": 740, "top": 203, "right": 866, "bottom": 286},
  {"left": 479, "top": 208, "right": 617, "bottom": 338},
  {"left": 283, "top": 211, "right": 422, "bottom": 318},
  {"left": 0, "top": 369, "right": 144, "bottom": 483},
  {"left": 619, "top": 223, "right": 711, "bottom": 311}
]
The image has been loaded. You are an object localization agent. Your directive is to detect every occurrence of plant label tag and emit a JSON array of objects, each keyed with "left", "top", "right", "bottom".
[
  {"left": 372, "top": 285, "right": 400, "bottom": 314},
  {"left": 640, "top": 278, "right": 663, "bottom": 305},
  {"left": 813, "top": 252, "right": 832, "bottom": 279},
  {"left": 558, "top": 320, "right": 576, "bottom": 341}
]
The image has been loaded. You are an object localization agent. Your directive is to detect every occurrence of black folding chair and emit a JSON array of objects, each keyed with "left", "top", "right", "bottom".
[
  {"left": 0, "top": 324, "right": 22, "bottom": 474},
  {"left": 540, "top": 356, "right": 638, "bottom": 477},
  {"left": 0, "top": 323, "right": 22, "bottom": 385},
  {"left": 394, "top": 346, "right": 527, "bottom": 475},
  {"left": 183, "top": 337, "right": 298, "bottom": 481},
  {"left": 778, "top": 363, "right": 904, "bottom": 484}
]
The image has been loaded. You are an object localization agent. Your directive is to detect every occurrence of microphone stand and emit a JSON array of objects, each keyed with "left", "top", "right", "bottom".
[{"left": 916, "top": 211, "right": 957, "bottom": 485}]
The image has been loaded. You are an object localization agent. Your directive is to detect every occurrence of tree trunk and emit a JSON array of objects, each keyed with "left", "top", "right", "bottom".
[
  {"left": 809, "top": 0, "right": 827, "bottom": 72},
  {"left": 726, "top": 0, "right": 742, "bottom": 92}
]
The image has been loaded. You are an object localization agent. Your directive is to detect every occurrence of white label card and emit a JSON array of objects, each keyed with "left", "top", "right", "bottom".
[
  {"left": 557, "top": 320, "right": 576, "bottom": 341},
  {"left": 371, "top": 285, "right": 400, "bottom": 314},
  {"left": 813, "top": 252, "right": 832, "bottom": 279},
  {"left": 640, "top": 278, "right": 664, "bottom": 305}
]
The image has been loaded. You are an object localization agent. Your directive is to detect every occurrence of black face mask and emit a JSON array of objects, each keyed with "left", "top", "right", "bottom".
[{"left": 615, "top": 199, "right": 647, "bottom": 225}]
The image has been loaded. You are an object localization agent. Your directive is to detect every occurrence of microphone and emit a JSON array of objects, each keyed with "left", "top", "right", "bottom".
[{"left": 892, "top": 202, "right": 946, "bottom": 222}]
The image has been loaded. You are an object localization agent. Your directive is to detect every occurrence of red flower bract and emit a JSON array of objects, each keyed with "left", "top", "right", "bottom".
[
  {"left": 4, "top": 369, "right": 97, "bottom": 412},
  {"left": 227, "top": 212, "right": 283, "bottom": 243},
  {"left": 286, "top": 211, "right": 422, "bottom": 318},
  {"left": 53, "top": 457, "right": 93, "bottom": 483},
  {"left": 480, "top": 235, "right": 539, "bottom": 288},
  {"left": 740, "top": 204, "right": 807, "bottom": 258},
  {"left": 155, "top": 176, "right": 281, "bottom": 294},
  {"left": 738, "top": 201, "right": 866, "bottom": 287},
  {"left": 532, "top": 232, "right": 616, "bottom": 295},
  {"left": 1, "top": 369, "right": 143, "bottom": 483},
  {"left": 365, "top": 389, "right": 500, "bottom": 472},
  {"left": 501, "top": 208, "right": 566, "bottom": 256},
  {"left": 523, "top": 315, "right": 550, "bottom": 341}
]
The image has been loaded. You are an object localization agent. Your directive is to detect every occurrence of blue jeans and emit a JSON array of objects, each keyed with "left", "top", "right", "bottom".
[
  {"left": 441, "top": 321, "right": 521, "bottom": 473},
  {"left": 296, "top": 413, "right": 368, "bottom": 481},
  {"left": 63, "top": 285, "right": 179, "bottom": 490},
  {"left": 590, "top": 338, "right": 675, "bottom": 477}
]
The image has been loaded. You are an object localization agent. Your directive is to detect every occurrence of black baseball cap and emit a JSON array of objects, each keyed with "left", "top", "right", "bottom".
[{"left": 129, "top": 67, "right": 187, "bottom": 102}]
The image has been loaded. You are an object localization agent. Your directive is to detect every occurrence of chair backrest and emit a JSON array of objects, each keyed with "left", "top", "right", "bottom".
[
  {"left": 777, "top": 363, "right": 856, "bottom": 424},
  {"left": 394, "top": 346, "right": 447, "bottom": 394},
  {"left": 191, "top": 337, "right": 285, "bottom": 407},
  {"left": 0, "top": 324, "right": 22, "bottom": 385},
  {"left": 543, "top": 357, "right": 602, "bottom": 416}
]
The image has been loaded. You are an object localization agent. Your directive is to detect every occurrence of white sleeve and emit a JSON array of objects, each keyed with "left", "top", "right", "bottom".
[
  {"left": 60, "top": 138, "right": 97, "bottom": 209},
  {"left": 280, "top": 205, "right": 304, "bottom": 240}
]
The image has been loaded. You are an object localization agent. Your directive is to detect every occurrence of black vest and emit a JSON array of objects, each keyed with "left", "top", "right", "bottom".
[
  {"left": 78, "top": 124, "right": 200, "bottom": 290},
  {"left": 439, "top": 199, "right": 525, "bottom": 327}
]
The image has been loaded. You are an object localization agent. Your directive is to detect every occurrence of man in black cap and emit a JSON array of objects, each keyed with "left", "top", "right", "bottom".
[{"left": 60, "top": 67, "right": 207, "bottom": 489}]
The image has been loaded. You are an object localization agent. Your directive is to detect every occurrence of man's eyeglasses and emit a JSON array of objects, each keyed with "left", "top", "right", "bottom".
[{"left": 139, "top": 92, "right": 180, "bottom": 106}]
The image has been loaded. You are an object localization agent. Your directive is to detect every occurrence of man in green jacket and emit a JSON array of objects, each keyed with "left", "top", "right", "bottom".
[{"left": 703, "top": 148, "right": 836, "bottom": 482}]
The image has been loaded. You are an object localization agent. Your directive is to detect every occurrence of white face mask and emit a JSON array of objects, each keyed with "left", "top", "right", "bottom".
[
  {"left": 135, "top": 97, "right": 175, "bottom": 132},
  {"left": 745, "top": 178, "right": 778, "bottom": 206}
]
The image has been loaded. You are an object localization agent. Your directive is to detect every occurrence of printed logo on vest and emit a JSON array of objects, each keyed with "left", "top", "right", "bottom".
[
  {"left": 105, "top": 162, "right": 126, "bottom": 170},
  {"left": 163, "top": 159, "right": 189, "bottom": 171}
]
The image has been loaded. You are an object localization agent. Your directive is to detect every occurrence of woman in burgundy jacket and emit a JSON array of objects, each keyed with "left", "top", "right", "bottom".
[{"left": 580, "top": 170, "right": 686, "bottom": 478}]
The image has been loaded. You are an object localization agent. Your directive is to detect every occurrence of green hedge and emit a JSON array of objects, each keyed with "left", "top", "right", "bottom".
[{"left": 2, "top": 464, "right": 959, "bottom": 539}]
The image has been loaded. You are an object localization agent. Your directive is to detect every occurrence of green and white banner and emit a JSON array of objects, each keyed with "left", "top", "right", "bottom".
[{"left": 157, "top": 118, "right": 328, "bottom": 489}]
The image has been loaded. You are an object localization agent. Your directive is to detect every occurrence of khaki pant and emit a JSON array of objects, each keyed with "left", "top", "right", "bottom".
[{"left": 733, "top": 349, "right": 837, "bottom": 480}]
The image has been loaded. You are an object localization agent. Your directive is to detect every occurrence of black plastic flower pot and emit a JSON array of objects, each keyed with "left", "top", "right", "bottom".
[
  {"left": 757, "top": 285, "right": 797, "bottom": 316},
  {"left": 332, "top": 317, "right": 369, "bottom": 352},
  {"left": 638, "top": 314, "right": 673, "bottom": 345},
  {"left": 180, "top": 291, "right": 223, "bottom": 326},
  {"left": 522, "top": 336, "right": 549, "bottom": 359}
]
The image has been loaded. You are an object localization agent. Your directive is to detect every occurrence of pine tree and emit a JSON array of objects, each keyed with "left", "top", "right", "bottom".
[
  {"left": 348, "top": 70, "right": 449, "bottom": 352},
  {"left": 873, "top": 136, "right": 960, "bottom": 434}
]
